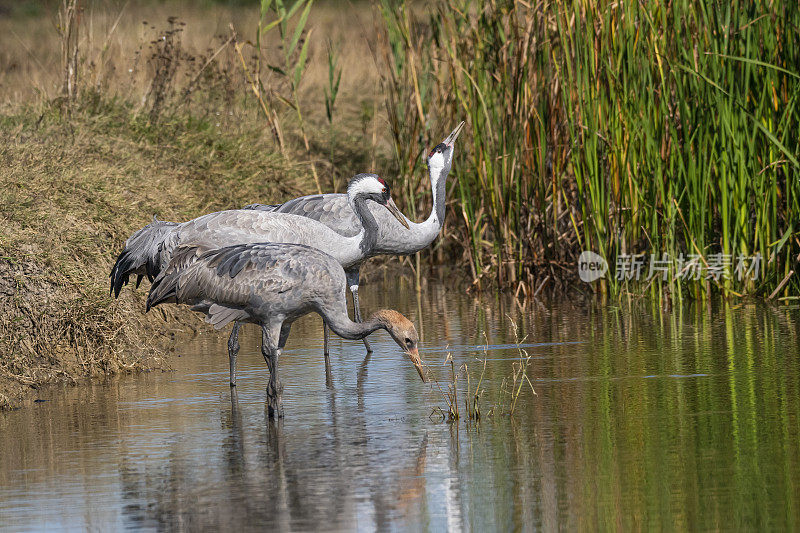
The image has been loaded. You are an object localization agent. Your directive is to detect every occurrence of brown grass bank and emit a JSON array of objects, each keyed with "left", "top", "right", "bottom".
[{"left": 0, "top": 98, "right": 315, "bottom": 409}]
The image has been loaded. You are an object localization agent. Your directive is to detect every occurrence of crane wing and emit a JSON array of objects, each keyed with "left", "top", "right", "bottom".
[
  {"left": 110, "top": 216, "right": 179, "bottom": 297},
  {"left": 148, "top": 243, "right": 344, "bottom": 330},
  {"left": 176, "top": 210, "right": 327, "bottom": 245},
  {"left": 274, "top": 194, "right": 361, "bottom": 237}
]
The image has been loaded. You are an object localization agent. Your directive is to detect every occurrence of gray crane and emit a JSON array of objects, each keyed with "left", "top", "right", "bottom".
[
  {"left": 146, "top": 242, "right": 425, "bottom": 418},
  {"left": 244, "top": 121, "right": 464, "bottom": 355},
  {"left": 111, "top": 173, "right": 408, "bottom": 385}
]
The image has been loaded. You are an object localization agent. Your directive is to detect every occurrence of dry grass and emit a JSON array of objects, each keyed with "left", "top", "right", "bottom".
[
  {"left": 0, "top": 1, "right": 382, "bottom": 123},
  {"left": 0, "top": 97, "right": 314, "bottom": 409}
]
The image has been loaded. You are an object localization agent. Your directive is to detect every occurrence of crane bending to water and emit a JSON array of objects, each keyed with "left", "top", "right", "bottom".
[
  {"left": 146, "top": 242, "right": 425, "bottom": 418},
  {"left": 244, "top": 122, "right": 464, "bottom": 355},
  {"left": 111, "top": 173, "right": 409, "bottom": 385}
]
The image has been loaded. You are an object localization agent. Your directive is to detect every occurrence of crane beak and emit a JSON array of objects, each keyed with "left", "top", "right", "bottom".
[
  {"left": 443, "top": 121, "right": 465, "bottom": 148},
  {"left": 406, "top": 348, "right": 427, "bottom": 382},
  {"left": 384, "top": 198, "right": 410, "bottom": 229}
]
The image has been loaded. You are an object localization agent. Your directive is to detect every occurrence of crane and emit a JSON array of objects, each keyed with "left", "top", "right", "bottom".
[
  {"left": 111, "top": 173, "right": 409, "bottom": 385},
  {"left": 243, "top": 122, "right": 464, "bottom": 355},
  {"left": 146, "top": 242, "right": 425, "bottom": 418}
]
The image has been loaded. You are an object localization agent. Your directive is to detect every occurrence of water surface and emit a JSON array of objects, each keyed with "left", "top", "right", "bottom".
[{"left": 1, "top": 279, "right": 799, "bottom": 530}]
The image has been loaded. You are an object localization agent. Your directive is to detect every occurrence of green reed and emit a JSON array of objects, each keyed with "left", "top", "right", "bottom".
[{"left": 378, "top": 0, "right": 800, "bottom": 300}]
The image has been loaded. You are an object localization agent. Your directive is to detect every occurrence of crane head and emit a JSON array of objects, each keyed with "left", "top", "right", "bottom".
[
  {"left": 347, "top": 173, "right": 410, "bottom": 229},
  {"left": 426, "top": 121, "right": 465, "bottom": 184},
  {"left": 373, "top": 309, "right": 426, "bottom": 382}
]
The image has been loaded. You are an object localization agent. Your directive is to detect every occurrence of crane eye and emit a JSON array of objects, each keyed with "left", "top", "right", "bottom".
[
  {"left": 405, "top": 338, "right": 413, "bottom": 347},
  {"left": 381, "top": 187, "right": 387, "bottom": 194}
]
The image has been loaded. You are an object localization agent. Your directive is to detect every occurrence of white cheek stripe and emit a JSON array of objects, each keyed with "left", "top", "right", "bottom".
[{"left": 348, "top": 177, "right": 382, "bottom": 196}]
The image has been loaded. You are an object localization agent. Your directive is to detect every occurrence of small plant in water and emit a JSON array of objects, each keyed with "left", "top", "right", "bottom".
[
  {"left": 429, "top": 322, "right": 536, "bottom": 424},
  {"left": 430, "top": 351, "right": 460, "bottom": 423},
  {"left": 498, "top": 319, "right": 537, "bottom": 415},
  {"left": 429, "top": 349, "right": 488, "bottom": 424},
  {"left": 463, "top": 338, "right": 489, "bottom": 421}
]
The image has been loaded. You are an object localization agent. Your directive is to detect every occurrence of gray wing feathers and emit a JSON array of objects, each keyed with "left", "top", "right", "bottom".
[
  {"left": 145, "top": 245, "right": 205, "bottom": 309},
  {"left": 250, "top": 193, "right": 428, "bottom": 255},
  {"left": 156, "top": 227, "right": 182, "bottom": 278},
  {"left": 270, "top": 193, "right": 418, "bottom": 251},
  {"left": 242, "top": 203, "right": 281, "bottom": 211},
  {"left": 274, "top": 194, "right": 360, "bottom": 237},
  {"left": 242, "top": 194, "right": 357, "bottom": 237},
  {"left": 147, "top": 243, "right": 347, "bottom": 327},
  {"left": 206, "top": 304, "right": 249, "bottom": 330},
  {"left": 169, "top": 210, "right": 364, "bottom": 268},
  {"left": 153, "top": 210, "right": 320, "bottom": 278}
]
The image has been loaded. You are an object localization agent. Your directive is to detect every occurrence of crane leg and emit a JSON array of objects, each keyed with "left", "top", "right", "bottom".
[
  {"left": 345, "top": 268, "right": 371, "bottom": 355},
  {"left": 228, "top": 322, "right": 241, "bottom": 387},
  {"left": 323, "top": 323, "right": 334, "bottom": 389},
  {"left": 351, "top": 285, "right": 373, "bottom": 354},
  {"left": 262, "top": 324, "right": 284, "bottom": 418}
]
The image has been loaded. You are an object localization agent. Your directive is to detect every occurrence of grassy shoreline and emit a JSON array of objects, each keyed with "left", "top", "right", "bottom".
[
  {"left": 0, "top": 98, "right": 312, "bottom": 409},
  {"left": 0, "top": 0, "right": 431, "bottom": 408}
]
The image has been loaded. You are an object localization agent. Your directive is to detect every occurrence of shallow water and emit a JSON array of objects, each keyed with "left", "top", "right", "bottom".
[{"left": 2, "top": 278, "right": 800, "bottom": 530}]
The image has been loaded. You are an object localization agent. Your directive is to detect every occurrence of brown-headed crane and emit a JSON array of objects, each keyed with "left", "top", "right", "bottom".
[{"left": 147, "top": 242, "right": 425, "bottom": 418}]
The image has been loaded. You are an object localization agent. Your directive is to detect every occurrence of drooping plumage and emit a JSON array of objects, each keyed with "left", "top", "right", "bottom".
[
  {"left": 109, "top": 216, "right": 179, "bottom": 297},
  {"left": 147, "top": 242, "right": 425, "bottom": 418}
]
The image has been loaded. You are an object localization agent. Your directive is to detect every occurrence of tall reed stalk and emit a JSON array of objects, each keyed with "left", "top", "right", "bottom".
[{"left": 379, "top": 0, "right": 800, "bottom": 300}]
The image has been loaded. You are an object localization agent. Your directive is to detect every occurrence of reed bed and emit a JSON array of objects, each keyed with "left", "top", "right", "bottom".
[{"left": 378, "top": 0, "right": 800, "bottom": 301}]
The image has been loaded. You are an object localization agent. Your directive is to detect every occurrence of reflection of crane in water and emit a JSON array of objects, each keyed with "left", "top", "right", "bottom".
[
  {"left": 245, "top": 122, "right": 465, "bottom": 357},
  {"left": 146, "top": 242, "right": 425, "bottom": 417}
]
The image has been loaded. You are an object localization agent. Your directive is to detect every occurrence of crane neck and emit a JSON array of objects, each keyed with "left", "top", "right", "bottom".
[
  {"left": 434, "top": 166, "right": 448, "bottom": 225},
  {"left": 349, "top": 194, "right": 380, "bottom": 257},
  {"left": 422, "top": 165, "right": 449, "bottom": 231},
  {"left": 322, "top": 306, "right": 387, "bottom": 340}
]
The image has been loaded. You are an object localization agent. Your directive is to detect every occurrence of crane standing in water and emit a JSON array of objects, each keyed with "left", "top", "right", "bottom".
[
  {"left": 146, "top": 242, "right": 425, "bottom": 418},
  {"left": 245, "top": 122, "right": 464, "bottom": 356},
  {"left": 111, "top": 173, "right": 409, "bottom": 385}
]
